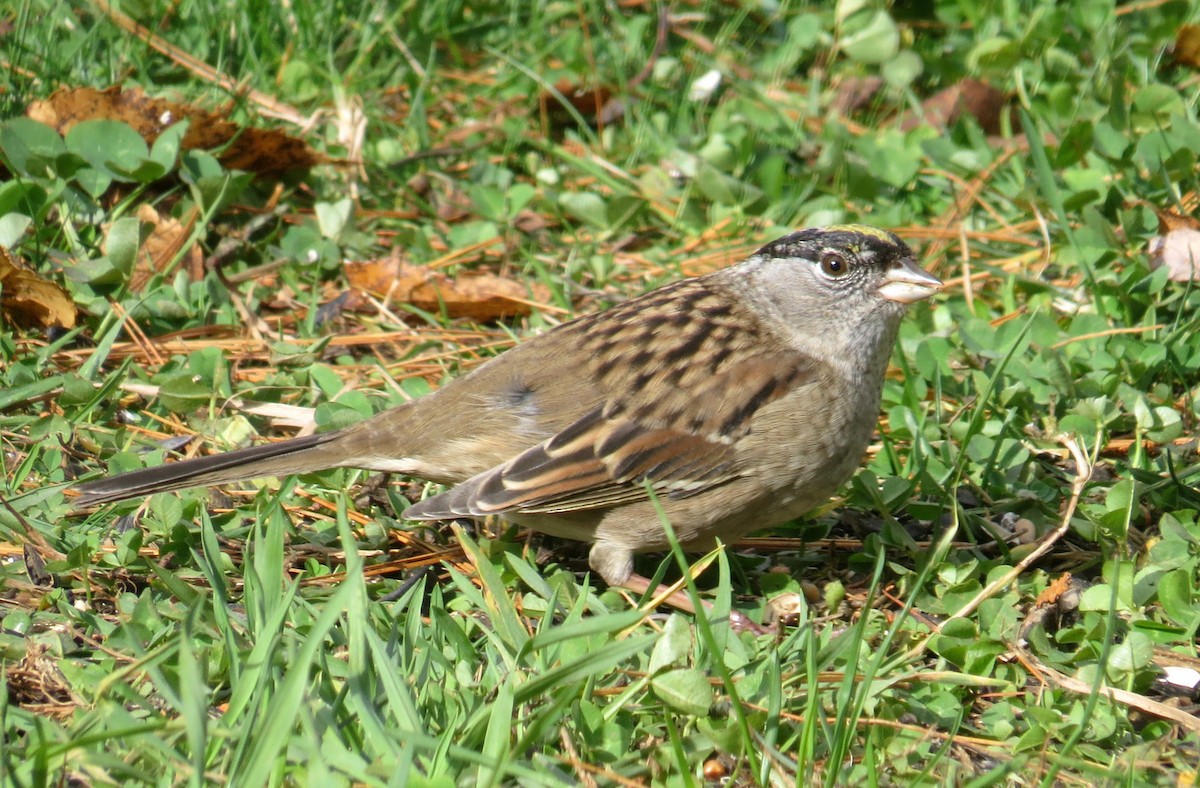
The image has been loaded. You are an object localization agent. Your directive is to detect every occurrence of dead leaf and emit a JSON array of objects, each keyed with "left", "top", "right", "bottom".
[
  {"left": 1175, "top": 24, "right": 1200, "bottom": 69},
  {"left": 513, "top": 209, "right": 555, "bottom": 235},
  {"left": 1148, "top": 227, "right": 1200, "bottom": 281},
  {"left": 539, "top": 79, "right": 624, "bottom": 129},
  {"left": 406, "top": 173, "right": 473, "bottom": 223},
  {"left": 345, "top": 257, "right": 550, "bottom": 320},
  {"left": 830, "top": 75, "right": 885, "bottom": 116},
  {"left": 0, "top": 247, "right": 76, "bottom": 329},
  {"left": 764, "top": 591, "right": 806, "bottom": 627},
  {"left": 345, "top": 257, "right": 403, "bottom": 297},
  {"left": 27, "top": 86, "right": 323, "bottom": 177},
  {"left": 23, "top": 545, "right": 51, "bottom": 587},
  {"left": 5, "top": 641, "right": 78, "bottom": 721},
  {"left": 899, "top": 78, "right": 1009, "bottom": 135},
  {"left": 1154, "top": 208, "right": 1200, "bottom": 234},
  {"left": 130, "top": 203, "right": 203, "bottom": 289}
]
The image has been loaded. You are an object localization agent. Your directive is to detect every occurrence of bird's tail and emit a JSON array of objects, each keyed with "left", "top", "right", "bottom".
[{"left": 73, "top": 431, "right": 349, "bottom": 506}]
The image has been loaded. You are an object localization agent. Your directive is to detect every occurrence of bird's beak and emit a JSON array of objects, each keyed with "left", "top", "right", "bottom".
[{"left": 878, "top": 257, "right": 943, "bottom": 304}]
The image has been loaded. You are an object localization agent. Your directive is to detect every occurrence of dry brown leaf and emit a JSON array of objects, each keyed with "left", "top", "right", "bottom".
[
  {"left": 899, "top": 78, "right": 1009, "bottom": 135},
  {"left": 27, "top": 86, "right": 323, "bottom": 177},
  {"left": 1148, "top": 227, "right": 1200, "bottom": 281},
  {"left": 0, "top": 247, "right": 76, "bottom": 329},
  {"left": 1154, "top": 208, "right": 1200, "bottom": 234},
  {"left": 1149, "top": 210, "right": 1200, "bottom": 280},
  {"left": 407, "top": 173, "right": 474, "bottom": 223},
  {"left": 345, "top": 257, "right": 550, "bottom": 320},
  {"left": 830, "top": 75, "right": 885, "bottom": 116},
  {"left": 539, "top": 79, "right": 624, "bottom": 129},
  {"left": 130, "top": 204, "right": 204, "bottom": 289},
  {"left": 513, "top": 209, "right": 555, "bottom": 235},
  {"left": 1175, "top": 24, "right": 1200, "bottom": 69},
  {"left": 345, "top": 256, "right": 408, "bottom": 296},
  {"left": 4, "top": 641, "right": 78, "bottom": 721}
]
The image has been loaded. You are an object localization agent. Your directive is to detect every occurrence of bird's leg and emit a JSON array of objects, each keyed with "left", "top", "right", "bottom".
[
  {"left": 619, "top": 572, "right": 771, "bottom": 635},
  {"left": 590, "top": 541, "right": 771, "bottom": 634}
]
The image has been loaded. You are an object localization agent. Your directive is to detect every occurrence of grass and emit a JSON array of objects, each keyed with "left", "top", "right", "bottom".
[{"left": 3, "top": 0, "right": 1200, "bottom": 783}]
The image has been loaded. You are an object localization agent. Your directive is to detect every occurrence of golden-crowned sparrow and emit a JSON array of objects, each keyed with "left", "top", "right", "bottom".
[{"left": 75, "top": 225, "right": 941, "bottom": 606}]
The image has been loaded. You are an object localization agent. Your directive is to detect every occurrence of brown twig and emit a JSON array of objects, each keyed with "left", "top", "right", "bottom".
[
  {"left": 940, "top": 434, "right": 1093, "bottom": 627},
  {"left": 1011, "top": 642, "right": 1200, "bottom": 736},
  {"left": 90, "top": 0, "right": 312, "bottom": 126}
]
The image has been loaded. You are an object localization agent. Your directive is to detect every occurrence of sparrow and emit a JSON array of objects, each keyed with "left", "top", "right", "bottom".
[{"left": 75, "top": 225, "right": 942, "bottom": 617}]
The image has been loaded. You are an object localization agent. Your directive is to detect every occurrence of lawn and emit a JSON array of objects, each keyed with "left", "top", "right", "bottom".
[{"left": 2, "top": 0, "right": 1199, "bottom": 784}]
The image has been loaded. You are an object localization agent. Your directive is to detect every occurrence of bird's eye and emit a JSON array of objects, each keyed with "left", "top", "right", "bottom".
[{"left": 820, "top": 251, "right": 849, "bottom": 277}]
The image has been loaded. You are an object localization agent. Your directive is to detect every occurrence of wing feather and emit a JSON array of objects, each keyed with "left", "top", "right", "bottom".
[
  {"left": 404, "top": 279, "right": 829, "bottom": 522},
  {"left": 405, "top": 340, "right": 822, "bottom": 521}
]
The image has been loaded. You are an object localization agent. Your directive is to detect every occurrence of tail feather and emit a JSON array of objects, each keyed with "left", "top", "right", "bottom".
[{"left": 74, "top": 431, "right": 346, "bottom": 506}]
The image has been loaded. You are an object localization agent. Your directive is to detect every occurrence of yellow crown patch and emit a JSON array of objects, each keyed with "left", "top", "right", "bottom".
[{"left": 822, "top": 224, "right": 898, "bottom": 243}]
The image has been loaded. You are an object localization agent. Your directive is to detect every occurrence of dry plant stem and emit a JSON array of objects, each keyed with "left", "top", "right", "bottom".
[
  {"left": 920, "top": 144, "right": 1024, "bottom": 269},
  {"left": 208, "top": 257, "right": 279, "bottom": 342},
  {"left": 220, "top": 258, "right": 292, "bottom": 285},
  {"left": 92, "top": 0, "right": 311, "bottom": 126},
  {"left": 986, "top": 436, "right": 1200, "bottom": 735},
  {"left": 1051, "top": 324, "right": 1166, "bottom": 349},
  {"left": 108, "top": 301, "right": 165, "bottom": 368},
  {"left": 621, "top": 569, "right": 769, "bottom": 635},
  {"left": 557, "top": 727, "right": 600, "bottom": 788},
  {"left": 117, "top": 382, "right": 318, "bottom": 430},
  {"left": 627, "top": 5, "right": 671, "bottom": 91},
  {"left": 1033, "top": 206, "right": 1053, "bottom": 270},
  {"left": 0, "top": 496, "right": 66, "bottom": 562},
  {"left": 958, "top": 224, "right": 973, "bottom": 314},
  {"left": 547, "top": 750, "right": 643, "bottom": 788},
  {"left": 1011, "top": 643, "right": 1200, "bottom": 735},
  {"left": 919, "top": 166, "right": 1014, "bottom": 231},
  {"left": 940, "top": 434, "right": 1093, "bottom": 629},
  {"left": 754, "top": 705, "right": 1010, "bottom": 753}
]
